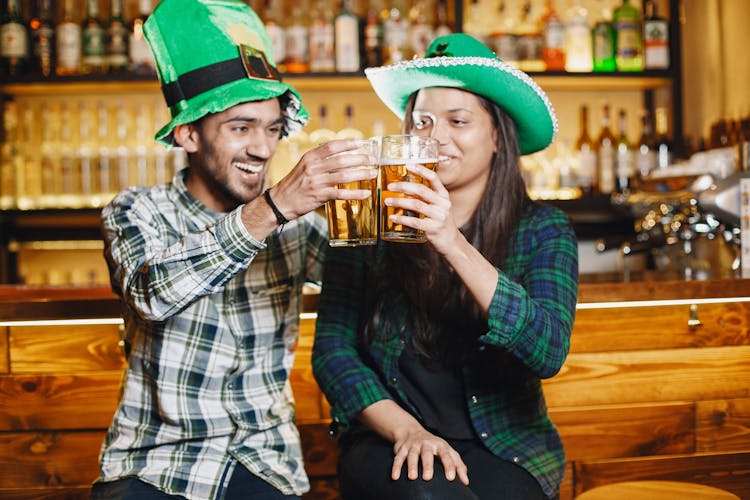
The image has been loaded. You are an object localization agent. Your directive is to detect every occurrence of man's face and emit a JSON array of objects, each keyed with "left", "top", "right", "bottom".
[{"left": 182, "top": 99, "right": 284, "bottom": 212}]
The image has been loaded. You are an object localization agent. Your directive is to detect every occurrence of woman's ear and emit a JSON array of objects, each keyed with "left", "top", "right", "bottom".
[{"left": 173, "top": 124, "right": 199, "bottom": 153}]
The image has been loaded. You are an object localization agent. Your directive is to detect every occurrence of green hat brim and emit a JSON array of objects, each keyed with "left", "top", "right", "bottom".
[
  {"left": 155, "top": 78, "right": 308, "bottom": 145},
  {"left": 365, "top": 55, "right": 558, "bottom": 155}
]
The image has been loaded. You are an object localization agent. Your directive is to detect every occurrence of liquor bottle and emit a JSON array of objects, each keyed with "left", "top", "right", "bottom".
[
  {"left": 654, "top": 106, "right": 672, "bottom": 168},
  {"left": 635, "top": 109, "right": 656, "bottom": 180},
  {"left": 106, "top": 0, "right": 129, "bottom": 72},
  {"left": 574, "top": 105, "right": 597, "bottom": 195},
  {"left": 517, "top": 0, "right": 544, "bottom": 72},
  {"left": 434, "top": 0, "right": 452, "bottom": 38},
  {"left": 382, "top": 0, "right": 409, "bottom": 64},
  {"left": 337, "top": 104, "right": 365, "bottom": 139},
  {"left": 309, "top": 0, "right": 335, "bottom": 72},
  {"left": 129, "top": 0, "right": 157, "bottom": 75},
  {"left": 643, "top": 0, "right": 669, "bottom": 70},
  {"left": 596, "top": 103, "right": 616, "bottom": 195},
  {"left": 563, "top": 0, "right": 592, "bottom": 72},
  {"left": 335, "top": 0, "right": 361, "bottom": 72},
  {"left": 82, "top": 0, "right": 106, "bottom": 74},
  {"left": 1, "top": 0, "right": 29, "bottom": 78},
  {"left": 540, "top": 0, "right": 565, "bottom": 71},
  {"left": 408, "top": 0, "right": 434, "bottom": 59},
  {"left": 285, "top": 0, "right": 310, "bottom": 73},
  {"left": 592, "top": 6, "right": 616, "bottom": 72},
  {"left": 614, "top": 109, "right": 634, "bottom": 193},
  {"left": 29, "top": 0, "right": 55, "bottom": 77},
  {"left": 464, "top": 0, "right": 487, "bottom": 45},
  {"left": 613, "top": 0, "right": 643, "bottom": 71},
  {"left": 56, "top": 0, "right": 82, "bottom": 76},
  {"left": 363, "top": 0, "right": 383, "bottom": 68},
  {"left": 264, "top": 0, "right": 286, "bottom": 69},
  {"left": 309, "top": 105, "right": 338, "bottom": 145},
  {"left": 491, "top": 0, "right": 519, "bottom": 68}
]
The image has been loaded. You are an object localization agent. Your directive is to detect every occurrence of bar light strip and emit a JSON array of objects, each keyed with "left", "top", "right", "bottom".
[{"left": 2, "top": 297, "right": 748, "bottom": 327}]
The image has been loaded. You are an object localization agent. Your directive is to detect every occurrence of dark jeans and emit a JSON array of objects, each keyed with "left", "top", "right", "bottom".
[
  {"left": 338, "top": 431, "right": 548, "bottom": 500},
  {"left": 89, "top": 462, "right": 301, "bottom": 500}
]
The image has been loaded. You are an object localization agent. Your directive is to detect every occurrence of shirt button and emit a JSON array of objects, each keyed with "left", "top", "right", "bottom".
[
  {"left": 480, "top": 432, "right": 488, "bottom": 439},
  {"left": 391, "top": 377, "right": 398, "bottom": 384},
  {"left": 471, "top": 395, "right": 478, "bottom": 404},
  {"left": 512, "top": 456, "right": 520, "bottom": 463},
  {"left": 227, "top": 383, "right": 234, "bottom": 390}
]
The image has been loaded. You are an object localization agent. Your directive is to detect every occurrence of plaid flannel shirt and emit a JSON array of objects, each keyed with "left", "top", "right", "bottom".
[
  {"left": 97, "top": 170, "right": 327, "bottom": 499},
  {"left": 312, "top": 202, "right": 578, "bottom": 499}
]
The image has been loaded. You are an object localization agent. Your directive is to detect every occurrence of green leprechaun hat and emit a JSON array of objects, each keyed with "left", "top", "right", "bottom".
[
  {"left": 144, "top": 0, "right": 308, "bottom": 145},
  {"left": 365, "top": 33, "right": 558, "bottom": 155}
]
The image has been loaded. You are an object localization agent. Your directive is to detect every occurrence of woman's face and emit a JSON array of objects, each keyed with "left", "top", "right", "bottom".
[{"left": 409, "top": 87, "right": 497, "bottom": 203}]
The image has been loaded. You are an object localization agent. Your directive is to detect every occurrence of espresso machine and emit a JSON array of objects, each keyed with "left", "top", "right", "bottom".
[{"left": 596, "top": 146, "right": 747, "bottom": 280}]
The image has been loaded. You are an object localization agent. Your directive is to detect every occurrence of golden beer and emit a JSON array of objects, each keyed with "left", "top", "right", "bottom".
[
  {"left": 380, "top": 160, "right": 438, "bottom": 242},
  {"left": 326, "top": 171, "right": 378, "bottom": 247}
]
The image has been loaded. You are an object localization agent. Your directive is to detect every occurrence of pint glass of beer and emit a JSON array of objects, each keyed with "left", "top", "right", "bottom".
[
  {"left": 325, "top": 139, "right": 380, "bottom": 247},
  {"left": 379, "top": 135, "right": 439, "bottom": 243}
]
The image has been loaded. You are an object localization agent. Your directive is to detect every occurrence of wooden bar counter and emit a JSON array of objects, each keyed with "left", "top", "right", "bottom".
[{"left": 1, "top": 276, "right": 749, "bottom": 499}]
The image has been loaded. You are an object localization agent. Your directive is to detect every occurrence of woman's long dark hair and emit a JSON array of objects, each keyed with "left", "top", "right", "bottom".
[{"left": 366, "top": 90, "right": 530, "bottom": 365}]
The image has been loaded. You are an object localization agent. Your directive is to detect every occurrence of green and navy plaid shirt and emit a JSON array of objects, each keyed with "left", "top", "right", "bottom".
[
  {"left": 97, "top": 169, "right": 327, "bottom": 499},
  {"left": 312, "top": 202, "right": 578, "bottom": 499}
]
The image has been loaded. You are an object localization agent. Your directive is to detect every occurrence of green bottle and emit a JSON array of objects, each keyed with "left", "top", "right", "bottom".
[
  {"left": 592, "top": 8, "right": 616, "bottom": 72},
  {"left": 613, "top": 0, "right": 643, "bottom": 71}
]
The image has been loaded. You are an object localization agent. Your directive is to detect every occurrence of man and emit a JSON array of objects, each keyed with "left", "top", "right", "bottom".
[{"left": 90, "top": 1, "right": 376, "bottom": 499}]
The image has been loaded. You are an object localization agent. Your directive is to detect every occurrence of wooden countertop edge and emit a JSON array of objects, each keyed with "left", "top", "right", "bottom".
[{"left": 2, "top": 278, "right": 749, "bottom": 321}]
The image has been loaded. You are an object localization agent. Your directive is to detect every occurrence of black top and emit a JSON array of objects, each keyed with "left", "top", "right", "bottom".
[{"left": 398, "top": 341, "right": 476, "bottom": 440}]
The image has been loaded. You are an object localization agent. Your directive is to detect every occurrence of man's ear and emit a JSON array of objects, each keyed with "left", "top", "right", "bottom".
[{"left": 173, "top": 124, "right": 199, "bottom": 153}]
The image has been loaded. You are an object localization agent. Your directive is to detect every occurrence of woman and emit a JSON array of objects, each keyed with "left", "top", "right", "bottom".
[{"left": 312, "top": 34, "right": 578, "bottom": 500}]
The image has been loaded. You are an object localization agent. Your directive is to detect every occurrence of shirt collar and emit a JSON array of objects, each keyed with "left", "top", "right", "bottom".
[{"left": 170, "top": 167, "right": 226, "bottom": 227}]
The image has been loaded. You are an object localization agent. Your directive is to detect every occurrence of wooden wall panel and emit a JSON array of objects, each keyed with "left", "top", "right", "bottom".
[
  {"left": 9, "top": 325, "right": 124, "bottom": 373},
  {"left": 0, "top": 487, "right": 90, "bottom": 499},
  {"left": 697, "top": 398, "right": 750, "bottom": 453},
  {"left": 572, "top": 452, "right": 750, "bottom": 499},
  {"left": 550, "top": 402, "right": 695, "bottom": 460},
  {"left": 0, "top": 431, "right": 103, "bottom": 488},
  {"left": 0, "top": 326, "right": 8, "bottom": 374},
  {"left": 571, "top": 303, "right": 750, "bottom": 353},
  {"left": 299, "top": 421, "right": 339, "bottom": 478},
  {"left": 0, "top": 373, "right": 120, "bottom": 431},
  {"left": 543, "top": 346, "right": 750, "bottom": 407}
]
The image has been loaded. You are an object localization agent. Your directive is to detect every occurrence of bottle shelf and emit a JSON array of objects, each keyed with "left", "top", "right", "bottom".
[{"left": 1, "top": 71, "right": 676, "bottom": 96}]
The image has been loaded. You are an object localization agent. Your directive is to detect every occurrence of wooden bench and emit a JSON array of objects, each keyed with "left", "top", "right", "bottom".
[{"left": 2, "top": 280, "right": 750, "bottom": 499}]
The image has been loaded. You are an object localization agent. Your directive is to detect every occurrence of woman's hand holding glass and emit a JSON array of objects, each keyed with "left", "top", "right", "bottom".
[{"left": 383, "top": 163, "right": 463, "bottom": 256}]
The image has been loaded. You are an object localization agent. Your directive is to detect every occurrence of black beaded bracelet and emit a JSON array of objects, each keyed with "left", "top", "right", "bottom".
[{"left": 263, "top": 188, "right": 290, "bottom": 226}]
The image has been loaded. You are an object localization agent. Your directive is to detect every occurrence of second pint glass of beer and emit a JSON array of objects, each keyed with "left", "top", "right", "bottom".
[
  {"left": 379, "top": 135, "right": 439, "bottom": 243},
  {"left": 325, "top": 139, "right": 380, "bottom": 247}
]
